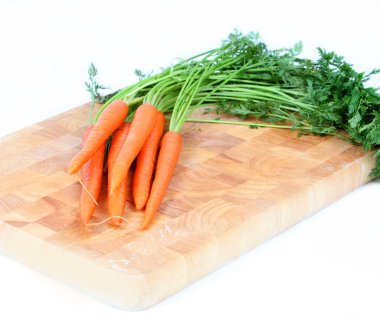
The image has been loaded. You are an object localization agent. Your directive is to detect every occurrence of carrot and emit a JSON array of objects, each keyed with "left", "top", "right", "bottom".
[
  {"left": 108, "top": 103, "right": 158, "bottom": 194},
  {"left": 107, "top": 122, "right": 131, "bottom": 227},
  {"left": 68, "top": 100, "right": 128, "bottom": 174},
  {"left": 141, "top": 131, "right": 182, "bottom": 229},
  {"left": 79, "top": 126, "right": 106, "bottom": 224},
  {"left": 133, "top": 110, "right": 165, "bottom": 210}
]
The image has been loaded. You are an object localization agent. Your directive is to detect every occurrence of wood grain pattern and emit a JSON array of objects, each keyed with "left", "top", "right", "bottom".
[{"left": 0, "top": 103, "right": 376, "bottom": 310}]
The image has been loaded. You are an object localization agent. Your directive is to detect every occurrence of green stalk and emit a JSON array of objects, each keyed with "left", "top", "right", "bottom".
[
  {"left": 170, "top": 62, "right": 212, "bottom": 131},
  {"left": 186, "top": 117, "right": 350, "bottom": 141},
  {"left": 186, "top": 117, "right": 298, "bottom": 129}
]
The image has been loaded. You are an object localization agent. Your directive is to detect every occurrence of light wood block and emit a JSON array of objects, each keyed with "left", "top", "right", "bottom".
[{"left": 0, "top": 103, "right": 376, "bottom": 310}]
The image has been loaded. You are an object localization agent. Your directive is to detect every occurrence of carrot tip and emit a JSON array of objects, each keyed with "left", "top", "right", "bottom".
[
  {"left": 140, "top": 222, "right": 151, "bottom": 231},
  {"left": 135, "top": 203, "right": 145, "bottom": 211},
  {"left": 67, "top": 166, "right": 76, "bottom": 174},
  {"left": 109, "top": 218, "right": 124, "bottom": 228},
  {"left": 140, "top": 216, "right": 152, "bottom": 230}
]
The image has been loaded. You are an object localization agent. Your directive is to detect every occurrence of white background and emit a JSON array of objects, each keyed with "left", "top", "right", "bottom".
[{"left": 1, "top": 0, "right": 379, "bottom": 332}]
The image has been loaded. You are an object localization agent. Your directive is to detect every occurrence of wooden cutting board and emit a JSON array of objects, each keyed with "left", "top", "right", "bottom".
[{"left": 0, "top": 103, "right": 376, "bottom": 310}]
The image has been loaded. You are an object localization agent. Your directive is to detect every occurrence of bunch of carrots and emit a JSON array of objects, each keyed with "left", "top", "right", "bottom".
[
  {"left": 67, "top": 100, "right": 181, "bottom": 229},
  {"left": 66, "top": 31, "right": 326, "bottom": 229},
  {"left": 67, "top": 32, "right": 251, "bottom": 229},
  {"left": 67, "top": 30, "right": 380, "bottom": 229}
]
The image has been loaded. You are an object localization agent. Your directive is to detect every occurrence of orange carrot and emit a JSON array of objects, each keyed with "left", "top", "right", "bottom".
[
  {"left": 109, "top": 103, "right": 158, "bottom": 194},
  {"left": 141, "top": 131, "right": 182, "bottom": 229},
  {"left": 79, "top": 126, "right": 106, "bottom": 224},
  {"left": 133, "top": 110, "right": 165, "bottom": 210},
  {"left": 107, "top": 122, "right": 131, "bottom": 227},
  {"left": 68, "top": 100, "right": 128, "bottom": 174}
]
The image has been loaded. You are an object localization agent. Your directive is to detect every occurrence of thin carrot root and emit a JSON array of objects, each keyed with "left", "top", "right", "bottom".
[
  {"left": 85, "top": 215, "right": 130, "bottom": 227},
  {"left": 75, "top": 173, "right": 98, "bottom": 206}
]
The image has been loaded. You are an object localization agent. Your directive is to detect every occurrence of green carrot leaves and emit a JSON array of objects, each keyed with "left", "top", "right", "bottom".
[
  {"left": 85, "top": 30, "right": 380, "bottom": 177},
  {"left": 85, "top": 63, "right": 108, "bottom": 124}
]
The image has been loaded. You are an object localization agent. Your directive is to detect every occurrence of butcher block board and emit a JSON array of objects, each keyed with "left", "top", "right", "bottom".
[{"left": 0, "top": 103, "right": 376, "bottom": 310}]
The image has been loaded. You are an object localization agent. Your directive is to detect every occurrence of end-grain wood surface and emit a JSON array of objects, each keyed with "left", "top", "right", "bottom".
[{"left": 0, "top": 103, "right": 375, "bottom": 310}]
